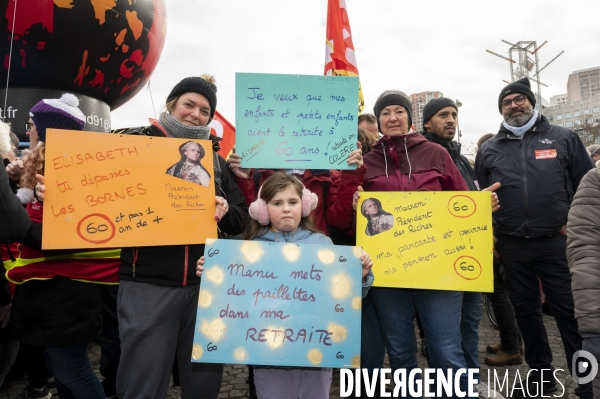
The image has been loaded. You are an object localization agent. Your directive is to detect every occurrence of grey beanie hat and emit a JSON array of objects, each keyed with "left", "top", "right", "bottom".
[
  {"left": 373, "top": 90, "right": 413, "bottom": 132},
  {"left": 422, "top": 97, "right": 457, "bottom": 128}
]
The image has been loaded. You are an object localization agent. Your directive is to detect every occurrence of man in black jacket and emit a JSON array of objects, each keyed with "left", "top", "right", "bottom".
[
  {"left": 421, "top": 97, "right": 487, "bottom": 391},
  {"left": 475, "top": 78, "right": 594, "bottom": 398}
]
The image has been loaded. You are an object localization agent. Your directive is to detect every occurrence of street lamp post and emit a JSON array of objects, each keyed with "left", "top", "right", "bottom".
[{"left": 456, "top": 99, "right": 463, "bottom": 143}]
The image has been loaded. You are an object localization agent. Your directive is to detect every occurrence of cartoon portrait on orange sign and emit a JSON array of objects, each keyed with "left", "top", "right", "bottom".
[{"left": 166, "top": 141, "right": 211, "bottom": 187}]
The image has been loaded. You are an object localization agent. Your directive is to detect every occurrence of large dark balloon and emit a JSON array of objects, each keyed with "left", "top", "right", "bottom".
[
  {"left": 0, "top": 0, "right": 166, "bottom": 141},
  {"left": 0, "top": 0, "right": 166, "bottom": 109}
]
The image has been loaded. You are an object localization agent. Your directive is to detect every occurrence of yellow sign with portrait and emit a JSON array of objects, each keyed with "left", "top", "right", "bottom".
[
  {"left": 356, "top": 192, "right": 493, "bottom": 292},
  {"left": 42, "top": 129, "right": 217, "bottom": 249}
]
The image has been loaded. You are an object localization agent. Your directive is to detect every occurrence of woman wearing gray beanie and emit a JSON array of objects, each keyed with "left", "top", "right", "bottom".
[
  {"left": 355, "top": 89, "right": 472, "bottom": 396},
  {"left": 116, "top": 75, "right": 248, "bottom": 399}
]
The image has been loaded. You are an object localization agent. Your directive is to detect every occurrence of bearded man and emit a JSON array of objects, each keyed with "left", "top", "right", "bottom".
[{"left": 475, "top": 78, "right": 594, "bottom": 398}]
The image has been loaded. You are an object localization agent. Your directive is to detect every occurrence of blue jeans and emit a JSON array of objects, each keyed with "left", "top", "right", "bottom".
[
  {"left": 44, "top": 344, "right": 104, "bottom": 399},
  {"left": 461, "top": 291, "right": 481, "bottom": 381},
  {"left": 371, "top": 287, "right": 470, "bottom": 398}
]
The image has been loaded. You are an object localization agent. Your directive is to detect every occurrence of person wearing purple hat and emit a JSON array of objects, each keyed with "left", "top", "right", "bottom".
[
  {"left": 476, "top": 78, "right": 594, "bottom": 398},
  {"left": 10, "top": 94, "right": 109, "bottom": 399}
]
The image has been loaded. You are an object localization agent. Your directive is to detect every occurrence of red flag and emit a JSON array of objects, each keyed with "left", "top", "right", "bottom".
[
  {"left": 325, "top": 0, "right": 364, "bottom": 112},
  {"left": 209, "top": 110, "right": 235, "bottom": 158}
]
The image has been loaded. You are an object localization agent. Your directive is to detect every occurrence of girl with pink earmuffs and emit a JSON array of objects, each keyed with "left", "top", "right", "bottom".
[{"left": 197, "top": 171, "right": 374, "bottom": 398}]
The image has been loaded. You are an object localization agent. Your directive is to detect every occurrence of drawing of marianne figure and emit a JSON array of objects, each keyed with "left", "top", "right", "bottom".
[
  {"left": 166, "top": 141, "right": 211, "bottom": 187},
  {"left": 361, "top": 198, "right": 395, "bottom": 236}
]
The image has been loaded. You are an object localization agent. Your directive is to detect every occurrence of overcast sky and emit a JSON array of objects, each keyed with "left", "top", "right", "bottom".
[{"left": 111, "top": 0, "right": 600, "bottom": 154}]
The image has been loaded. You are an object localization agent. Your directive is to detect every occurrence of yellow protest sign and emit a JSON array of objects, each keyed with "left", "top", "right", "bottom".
[
  {"left": 42, "top": 129, "right": 217, "bottom": 249},
  {"left": 356, "top": 192, "right": 493, "bottom": 292}
]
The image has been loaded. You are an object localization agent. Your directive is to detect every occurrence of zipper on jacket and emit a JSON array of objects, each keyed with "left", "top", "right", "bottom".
[
  {"left": 520, "top": 138, "right": 531, "bottom": 237},
  {"left": 132, "top": 248, "right": 138, "bottom": 276},
  {"left": 183, "top": 246, "right": 189, "bottom": 287}
]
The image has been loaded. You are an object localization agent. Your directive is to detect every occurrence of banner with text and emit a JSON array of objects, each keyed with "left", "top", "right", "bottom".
[
  {"left": 42, "top": 130, "right": 216, "bottom": 249},
  {"left": 356, "top": 192, "right": 493, "bottom": 292},
  {"left": 192, "top": 239, "right": 362, "bottom": 368},
  {"left": 235, "top": 73, "right": 359, "bottom": 170}
]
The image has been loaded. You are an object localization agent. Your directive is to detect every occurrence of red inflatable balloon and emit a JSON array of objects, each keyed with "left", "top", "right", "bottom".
[
  {"left": 0, "top": 0, "right": 166, "bottom": 141},
  {"left": 1, "top": 0, "right": 166, "bottom": 109}
]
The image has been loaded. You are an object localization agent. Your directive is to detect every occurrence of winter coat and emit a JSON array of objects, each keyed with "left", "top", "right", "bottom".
[
  {"left": 0, "top": 166, "right": 30, "bottom": 243},
  {"left": 362, "top": 133, "right": 469, "bottom": 192},
  {"left": 475, "top": 115, "right": 594, "bottom": 238},
  {"left": 421, "top": 132, "right": 478, "bottom": 191},
  {"left": 566, "top": 167, "right": 600, "bottom": 334},
  {"left": 10, "top": 201, "right": 107, "bottom": 347},
  {"left": 234, "top": 169, "right": 332, "bottom": 235},
  {"left": 325, "top": 168, "right": 365, "bottom": 237},
  {"left": 118, "top": 121, "right": 249, "bottom": 287},
  {"left": 254, "top": 227, "right": 374, "bottom": 298}
]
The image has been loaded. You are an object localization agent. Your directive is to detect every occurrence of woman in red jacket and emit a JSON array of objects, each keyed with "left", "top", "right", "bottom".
[{"left": 357, "top": 90, "right": 471, "bottom": 397}]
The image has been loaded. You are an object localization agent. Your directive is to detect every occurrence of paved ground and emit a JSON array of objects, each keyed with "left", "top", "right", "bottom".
[{"left": 0, "top": 301, "right": 581, "bottom": 398}]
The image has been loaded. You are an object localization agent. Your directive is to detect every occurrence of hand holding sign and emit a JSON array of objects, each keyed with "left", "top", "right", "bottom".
[
  {"left": 226, "top": 152, "right": 250, "bottom": 180},
  {"left": 482, "top": 182, "right": 501, "bottom": 212},
  {"left": 35, "top": 174, "right": 46, "bottom": 202}
]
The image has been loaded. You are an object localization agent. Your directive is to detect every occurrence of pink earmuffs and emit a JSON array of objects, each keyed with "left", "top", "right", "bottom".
[{"left": 248, "top": 183, "right": 318, "bottom": 226}]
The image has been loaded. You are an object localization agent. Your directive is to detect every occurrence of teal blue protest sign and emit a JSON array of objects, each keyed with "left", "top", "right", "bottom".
[
  {"left": 235, "top": 73, "right": 359, "bottom": 170},
  {"left": 192, "top": 239, "right": 363, "bottom": 368}
]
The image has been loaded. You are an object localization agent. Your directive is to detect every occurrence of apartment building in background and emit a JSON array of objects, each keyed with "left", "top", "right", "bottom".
[
  {"left": 544, "top": 67, "right": 600, "bottom": 137},
  {"left": 410, "top": 91, "right": 443, "bottom": 131},
  {"left": 550, "top": 93, "right": 568, "bottom": 106},
  {"left": 567, "top": 67, "right": 600, "bottom": 103}
]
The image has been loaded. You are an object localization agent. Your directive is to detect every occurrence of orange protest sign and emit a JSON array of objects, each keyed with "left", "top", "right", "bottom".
[{"left": 42, "top": 129, "right": 217, "bottom": 249}]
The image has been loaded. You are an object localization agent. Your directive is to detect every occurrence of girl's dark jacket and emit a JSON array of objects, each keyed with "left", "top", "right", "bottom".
[{"left": 117, "top": 122, "right": 248, "bottom": 287}]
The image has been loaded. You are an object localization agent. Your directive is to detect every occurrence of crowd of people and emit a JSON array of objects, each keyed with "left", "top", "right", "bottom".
[{"left": 0, "top": 74, "right": 597, "bottom": 399}]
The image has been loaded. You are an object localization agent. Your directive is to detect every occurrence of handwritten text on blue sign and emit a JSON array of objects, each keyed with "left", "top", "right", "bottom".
[
  {"left": 192, "top": 239, "right": 363, "bottom": 368},
  {"left": 235, "top": 73, "right": 359, "bottom": 170}
]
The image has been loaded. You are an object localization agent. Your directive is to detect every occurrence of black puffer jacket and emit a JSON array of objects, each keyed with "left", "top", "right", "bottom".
[
  {"left": 475, "top": 115, "right": 594, "bottom": 238},
  {"left": 567, "top": 167, "right": 600, "bottom": 334},
  {"left": 118, "top": 123, "right": 248, "bottom": 287}
]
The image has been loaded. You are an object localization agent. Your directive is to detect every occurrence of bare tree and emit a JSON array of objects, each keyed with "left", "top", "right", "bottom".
[{"left": 574, "top": 119, "right": 600, "bottom": 146}]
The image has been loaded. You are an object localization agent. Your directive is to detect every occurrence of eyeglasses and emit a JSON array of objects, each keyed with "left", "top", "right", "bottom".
[
  {"left": 501, "top": 95, "right": 527, "bottom": 110},
  {"left": 25, "top": 122, "right": 34, "bottom": 132},
  {"left": 13, "top": 149, "right": 22, "bottom": 158}
]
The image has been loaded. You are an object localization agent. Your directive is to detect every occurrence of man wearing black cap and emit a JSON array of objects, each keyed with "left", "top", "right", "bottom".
[
  {"left": 421, "top": 98, "right": 508, "bottom": 391},
  {"left": 475, "top": 78, "right": 594, "bottom": 398},
  {"left": 422, "top": 98, "right": 477, "bottom": 190}
]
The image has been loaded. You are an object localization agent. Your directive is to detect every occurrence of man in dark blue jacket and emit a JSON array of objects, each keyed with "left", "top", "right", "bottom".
[{"left": 475, "top": 78, "right": 594, "bottom": 398}]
